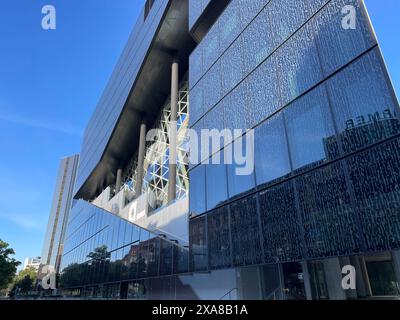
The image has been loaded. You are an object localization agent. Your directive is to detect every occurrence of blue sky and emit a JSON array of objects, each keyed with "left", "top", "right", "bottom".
[
  {"left": 0, "top": 0, "right": 398, "bottom": 268},
  {"left": 0, "top": 0, "right": 144, "bottom": 267}
]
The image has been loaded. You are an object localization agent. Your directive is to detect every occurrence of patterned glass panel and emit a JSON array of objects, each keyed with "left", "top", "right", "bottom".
[
  {"left": 254, "top": 113, "right": 291, "bottom": 186},
  {"left": 190, "top": 81, "right": 203, "bottom": 127},
  {"left": 238, "top": 0, "right": 268, "bottom": 30},
  {"left": 189, "top": 215, "right": 208, "bottom": 272},
  {"left": 203, "top": 21, "right": 220, "bottom": 72},
  {"left": 312, "top": 0, "right": 376, "bottom": 77},
  {"left": 346, "top": 138, "right": 400, "bottom": 251},
  {"left": 259, "top": 182, "right": 304, "bottom": 263},
  {"left": 246, "top": 53, "right": 281, "bottom": 128},
  {"left": 220, "top": 37, "right": 244, "bottom": 97},
  {"left": 241, "top": 8, "right": 271, "bottom": 76},
  {"left": 327, "top": 48, "right": 400, "bottom": 155},
  {"left": 266, "top": 0, "right": 318, "bottom": 55},
  {"left": 223, "top": 82, "right": 249, "bottom": 132},
  {"left": 207, "top": 206, "right": 231, "bottom": 269},
  {"left": 219, "top": 0, "right": 241, "bottom": 51},
  {"left": 203, "top": 61, "right": 222, "bottom": 114},
  {"left": 277, "top": 23, "right": 323, "bottom": 107},
  {"left": 202, "top": 102, "right": 227, "bottom": 156},
  {"left": 189, "top": 43, "right": 203, "bottom": 89},
  {"left": 285, "top": 85, "right": 338, "bottom": 171},
  {"left": 230, "top": 196, "right": 262, "bottom": 266},
  {"left": 296, "top": 161, "right": 362, "bottom": 258}
]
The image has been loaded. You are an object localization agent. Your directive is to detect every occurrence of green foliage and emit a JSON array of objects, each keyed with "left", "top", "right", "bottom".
[
  {"left": 15, "top": 266, "right": 37, "bottom": 283},
  {"left": 18, "top": 275, "right": 34, "bottom": 293},
  {"left": 8, "top": 266, "right": 38, "bottom": 297},
  {"left": 87, "top": 245, "right": 111, "bottom": 261},
  {"left": 0, "top": 239, "right": 21, "bottom": 290}
]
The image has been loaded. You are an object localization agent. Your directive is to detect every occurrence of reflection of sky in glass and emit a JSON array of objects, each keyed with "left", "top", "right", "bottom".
[
  {"left": 285, "top": 86, "right": 335, "bottom": 170},
  {"left": 255, "top": 113, "right": 291, "bottom": 185}
]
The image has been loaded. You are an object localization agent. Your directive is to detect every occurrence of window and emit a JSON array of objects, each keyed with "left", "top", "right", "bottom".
[
  {"left": 327, "top": 49, "right": 400, "bottom": 155},
  {"left": 189, "top": 216, "right": 208, "bottom": 271},
  {"left": 230, "top": 196, "right": 262, "bottom": 266},
  {"left": 285, "top": 85, "right": 337, "bottom": 171},
  {"left": 259, "top": 183, "right": 303, "bottom": 263},
  {"left": 189, "top": 165, "right": 206, "bottom": 216},
  {"left": 207, "top": 207, "right": 231, "bottom": 269},
  {"left": 226, "top": 135, "right": 256, "bottom": 198},
  {"left": 312, "top": 0, "right": 376, "bottom": 77},
  {"left": 206, "top": 151, "right": 228, "bottom": 211},
  {"left": 296, "top": 161, "right": 361, "bottom": 258},
  {"left": 254, "top": 113, "right": 291, "bottom": 186}
]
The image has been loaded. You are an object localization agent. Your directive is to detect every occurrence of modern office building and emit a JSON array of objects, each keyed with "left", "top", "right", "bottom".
[
  {"left": 23, "top": 257, "right": 41, "bottom": 271},
  {"left": 58, "top": 0, "right": 400, "bottom": 300},
  {"left": 41, "top": 155, "right": 79, "bottom": 274}
]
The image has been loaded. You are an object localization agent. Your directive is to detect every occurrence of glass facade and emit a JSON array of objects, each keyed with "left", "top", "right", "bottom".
[
  {"left": 60, "top": 200, "right": 189, "bottom": 290},
  {"left": 59, "top": 0, "right": 400, "bottom": 299},
  {"left": 75, "top": 0, "right": 169, "bottom": 194},
  {"left": 189, "top": 0, "right": 400, "bottom": 271}
]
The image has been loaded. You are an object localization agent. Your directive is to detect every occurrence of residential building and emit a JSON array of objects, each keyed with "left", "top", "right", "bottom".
[
  {"left": 41, "top": 155, "right": 79, "bottom": 274},
  {"left": 23, "top": 257, "right": 41, "bottom": 271}
]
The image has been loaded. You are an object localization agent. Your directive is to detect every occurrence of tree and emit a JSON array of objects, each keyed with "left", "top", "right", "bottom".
[
  {"left": 8, "top": 267, "right": 37, "bottom": 298},
  {"left": 18, "top": 275, "right": 34, "bottom": 294},
  {"left": 87, "top": 245, "right": 110, "bottom": 262},
  {"left": 0, "top": 239, "right": 20, "bottom": 290},
  {"left": 15, "top": 266, "right": 37, "bottom": 283}
]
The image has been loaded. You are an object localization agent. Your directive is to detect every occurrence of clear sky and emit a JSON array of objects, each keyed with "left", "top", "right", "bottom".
[
  {"left": 0, "top": 0, "right": 144, "bottom": 267},
  {"left": 0, "top": 0, "right": 398, "bottom": 268}
]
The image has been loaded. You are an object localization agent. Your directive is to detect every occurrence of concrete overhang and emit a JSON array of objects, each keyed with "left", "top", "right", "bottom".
[{"left": 75, "top": 0, "right": 195, "bottom": 200}]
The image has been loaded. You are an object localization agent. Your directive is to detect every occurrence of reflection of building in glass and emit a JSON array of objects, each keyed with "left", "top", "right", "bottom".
[{"left": 54, "top": 0, "right": 400, "bottom": 300}]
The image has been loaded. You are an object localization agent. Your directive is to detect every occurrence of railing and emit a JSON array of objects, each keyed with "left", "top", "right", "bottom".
[
  {"left": 265, "top": 288, "right": 281, "bottom": 300},
  {"left": 219, "top": 288, "right": 238, "bottom": 300}
]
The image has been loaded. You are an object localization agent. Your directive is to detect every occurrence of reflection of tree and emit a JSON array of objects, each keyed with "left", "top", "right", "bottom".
[
  {"left": 59, "top": 263, "right": 86, "bottom": 289},
  {"left": 60, "top": 238, "right": 189, "bottom": 292},
  {"left": 60, "top": 246, "right": 110, "bottom": 289},
  {"left": 87, "top": 245, "right": 111, "bottom": 262}
]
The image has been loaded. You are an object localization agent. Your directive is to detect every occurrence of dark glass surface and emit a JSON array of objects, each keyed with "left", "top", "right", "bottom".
[
  {"left": 159, "top": 240, "right": 173, "bottom": 276},
  {"left": 60, "top": 200, "right": 189, "bottom": 289},
  {"left": 230, "top": 196, "right": 262, "bottom": 266},
  {"left": 189, "top": 215, "right": 208, "bottom": 272},
  {"left": 259, "top": 182, "right": 304, "bottom": 263},
  {"left": 346, "top": 138, "right": 400, "bottom": 251},
  {"left": 327, "top": 48, "right": 400, "bottom": 155},
  {"left": 296, "top": 161, "right": 361, "bottom": 258},
  {"left": 207, "top": 206, "right": 231, "bottom": 269}
]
